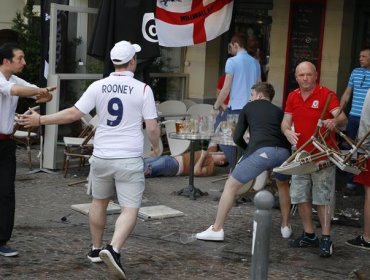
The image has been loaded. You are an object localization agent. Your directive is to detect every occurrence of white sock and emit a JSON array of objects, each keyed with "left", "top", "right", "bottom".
[
  {"left": 112, "top": 247, "right": 120, "bottom": 254},
  {"left": 92, "top": 246, "right": 102, "bottom": 250}
]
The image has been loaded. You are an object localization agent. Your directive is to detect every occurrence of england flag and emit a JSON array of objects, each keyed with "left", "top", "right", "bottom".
[{"left": 155, "top": 0, "right": 234, "bottom": 47}]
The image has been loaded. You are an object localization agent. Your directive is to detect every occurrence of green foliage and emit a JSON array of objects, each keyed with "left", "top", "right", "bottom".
[{"left": 11, "top": 0, "right": 41, "bottom": 85}]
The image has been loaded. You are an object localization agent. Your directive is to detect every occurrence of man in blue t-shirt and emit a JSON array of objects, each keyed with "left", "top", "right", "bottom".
[
  {"left": 340, "top": 46, "right": 370, "bottom": 190},
  {"left": 212, "top": 33, "right": 261, "bottom": 165}
]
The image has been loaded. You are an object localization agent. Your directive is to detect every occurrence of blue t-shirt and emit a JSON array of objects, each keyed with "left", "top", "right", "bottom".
[
  {"left": 348, "top": 67, "right": 370, "bottom": 117},
  {"left": 225, "top": 50, "right": 260, "bottom": 110}
]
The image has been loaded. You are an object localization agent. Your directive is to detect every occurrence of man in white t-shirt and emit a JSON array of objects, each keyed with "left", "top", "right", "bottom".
[
  {"left": 0, "top": 42, "right": 53, "bottom": 258},
  {"left": 20, "top": 41, "right": 160, "bottom": 280}
]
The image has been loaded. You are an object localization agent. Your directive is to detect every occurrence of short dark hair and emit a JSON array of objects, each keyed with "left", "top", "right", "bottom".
[
  {"left": 112, "top": 60, "right": 130, "bottom": 67},
  {"left": 0, "top": 42, "right": 21, "bottom": 65},
  {"left": 251, "top": 82, "right": 275, "bottom": 101},
  {"left": 231, "top": 33, "right": 247, "bottom": 49},
  {"left": 360, "top": 46, "right": 370, "bottom": 53},
  {"left": 113, "top": 54, "right": 136, "bottom": 68}
]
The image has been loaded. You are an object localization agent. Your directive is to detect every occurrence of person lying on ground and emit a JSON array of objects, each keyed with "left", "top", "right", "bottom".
[{"left": 144, "top": 149, "right": 227, "bottom": 177}]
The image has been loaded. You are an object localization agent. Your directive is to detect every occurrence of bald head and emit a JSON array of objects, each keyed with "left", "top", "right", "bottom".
[
  {"left": 294, "top": 61, "right": 318, "bottom": 93},
  {"left": 295, "top": 61, "right": 317, "bottom": 74}
]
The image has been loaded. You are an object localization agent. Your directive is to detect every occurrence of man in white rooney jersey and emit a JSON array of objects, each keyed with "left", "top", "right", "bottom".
[{"left": 20, "top": 41, "right": 160, "bottom": 280}]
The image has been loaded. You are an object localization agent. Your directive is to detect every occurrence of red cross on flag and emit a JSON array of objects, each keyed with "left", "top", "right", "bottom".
[{"left": 155, "top": 0, "right": 234, "bottom": 47}]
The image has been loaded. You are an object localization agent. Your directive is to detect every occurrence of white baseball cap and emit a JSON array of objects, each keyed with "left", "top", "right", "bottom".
[{"left": 110, "top": 40, "right": 141, "bottom": 65}]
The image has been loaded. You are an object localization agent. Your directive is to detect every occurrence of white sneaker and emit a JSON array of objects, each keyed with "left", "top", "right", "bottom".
[
  {"left": 281, "top": 225, "right": 293, "bottom": 238},
  {"left": 196, "top": 225, "right": 224, "bottom": 241}
]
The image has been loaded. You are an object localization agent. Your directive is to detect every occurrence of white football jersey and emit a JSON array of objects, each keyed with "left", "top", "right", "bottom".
[
  {"left": 0, "top": 72, "right": 37, "bottom": 134},
  {"left": 75, "top": 71, "right": 157, "bottom": 158}
]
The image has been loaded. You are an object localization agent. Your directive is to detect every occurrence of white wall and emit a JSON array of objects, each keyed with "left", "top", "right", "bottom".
[
  {"left": 268, "top": 0, "right": 290, "bottom": 107},
  {"left": 320, "top": 0, "right": 345, "bottom": 94},
  {"left": 183, "top": 36, "right": 221, "bottom": 103},
  {"left": 0, "top": 0, "right": 26, "bottom": 30},
  {"left": 184, "top": 43, "right": 206, "bottom": 100}
]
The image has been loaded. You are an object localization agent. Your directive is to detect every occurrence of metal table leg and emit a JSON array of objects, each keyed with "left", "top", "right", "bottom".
[{"left": 175, "top": 140, "right": 208, "bottom": 200}]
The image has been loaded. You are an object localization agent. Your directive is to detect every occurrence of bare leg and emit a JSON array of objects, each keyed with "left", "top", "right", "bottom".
[
  {"left": 317, "top": 204, "right": 332, "bottom": 236},
  {"left": 276, "top": 179, "right": 291, "bottom": 227},
  {"left": 213, "top": 176, "right": 243, "bottom": 231},
  {"left": 364, "top": 186, "right": 370, "bottom": 241},
  {"left": 89, "top": 198, "right": 110, "bottom": 248},
  {"left": 110, "top": 207, "right": 140, "bottom": 250},
  {"left": 298, "top": 202, "right": 314, "bottom": 233}
]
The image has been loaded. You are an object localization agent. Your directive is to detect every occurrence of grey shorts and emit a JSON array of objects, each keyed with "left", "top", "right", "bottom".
[
  {"left": 87, "top": 156, "right": 145, "bottom": 208},
  {"left": 290, "top": 165, "right": 335, "bottom": 205}
]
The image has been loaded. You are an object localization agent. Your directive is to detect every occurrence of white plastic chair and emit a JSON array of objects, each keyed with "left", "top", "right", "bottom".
[
  {"left": 143, "top": 128, "right": 163, "bottom": 158},
  {"left": 182, "top": 99, "right": 197, "bottom": 109},
  {"left": 163, "top": 120, "right": 190, "bottom": 156},
  {"left": 157, "top": 100, "right": 187, "bottom": 120},
  {"left": 186, "top": 103, "right": 213, "bottom": 118},
  {"left": 157, "top": 100, "right": 188, "bottom": 154}
]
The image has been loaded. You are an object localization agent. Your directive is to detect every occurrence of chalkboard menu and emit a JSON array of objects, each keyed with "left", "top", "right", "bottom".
[{"left": 283, "top": 0, "right": 326, "bottom": 103}]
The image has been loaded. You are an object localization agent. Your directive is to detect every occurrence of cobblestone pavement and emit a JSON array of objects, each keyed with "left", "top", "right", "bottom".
[{"left": 0, "top": 147, "right": 369, "bottom": 280}]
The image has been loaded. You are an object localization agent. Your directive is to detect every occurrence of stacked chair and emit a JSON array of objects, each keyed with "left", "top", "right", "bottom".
[{"left": 62, "top": 115, "right": 98, "bottom": 177}]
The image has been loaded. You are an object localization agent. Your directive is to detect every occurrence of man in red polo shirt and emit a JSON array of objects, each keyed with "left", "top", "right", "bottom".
[{"left": 281, "top": 61, "right": 347, "bottom": 257}]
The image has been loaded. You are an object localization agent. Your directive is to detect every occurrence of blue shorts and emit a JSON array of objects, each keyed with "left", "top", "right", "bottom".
[
  {"left": 231, "top": 147, "right": 290, "bottom": 184},
  {"left": 144, "top": 155, "right": 179, "bottom": 177}
]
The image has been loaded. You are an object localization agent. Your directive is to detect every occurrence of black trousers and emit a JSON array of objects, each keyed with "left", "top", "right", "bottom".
[{"left": 0, "top": 140, "right": 16, "bottom": 246}]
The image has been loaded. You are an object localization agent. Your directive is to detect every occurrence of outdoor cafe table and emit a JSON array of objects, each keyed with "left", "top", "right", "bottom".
[
  {"left": 168, "top": 132, "right": 213, "bottom": 200},
  {"left": 157, "top": 113, "right": 190, "bottom": 122}
]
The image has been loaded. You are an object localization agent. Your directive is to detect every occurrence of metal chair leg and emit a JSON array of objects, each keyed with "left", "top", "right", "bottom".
[
  {"left": 26, "top": 137, "right": 32, "bottom": 170},
  {"left": 64, "top": 155, "right": 70, "bottom": 178}
]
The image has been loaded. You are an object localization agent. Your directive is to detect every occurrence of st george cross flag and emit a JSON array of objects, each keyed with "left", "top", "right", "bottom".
[{"left": 155, "top": 0, "right": 234, "bottom": 47}]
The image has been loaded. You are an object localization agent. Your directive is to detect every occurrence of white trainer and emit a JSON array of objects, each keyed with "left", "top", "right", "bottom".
[
  {"left": 196, "top": 225, "right": 224, "bottom": 241},
  {"left": 281, "top": 225, "right": 293, "bottom": 238}
]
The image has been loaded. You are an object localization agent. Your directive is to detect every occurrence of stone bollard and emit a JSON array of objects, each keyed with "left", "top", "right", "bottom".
[{"left": 251, "top": 190, "right": 275, "bottom": 280}]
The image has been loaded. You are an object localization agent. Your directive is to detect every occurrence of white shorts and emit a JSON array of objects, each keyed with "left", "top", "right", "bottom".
[{"left": 87, "top": 156, "right": 145, "bottom": 208}]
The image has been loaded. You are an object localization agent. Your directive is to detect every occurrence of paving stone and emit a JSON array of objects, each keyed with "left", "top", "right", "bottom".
[{"left": 0, "top": 146, "right": 368, "bottom": 279}]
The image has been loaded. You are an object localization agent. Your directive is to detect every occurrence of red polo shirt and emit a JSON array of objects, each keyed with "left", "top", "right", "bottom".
[{"left": 285, "top": 85, "right": 340, "bottom": 153}]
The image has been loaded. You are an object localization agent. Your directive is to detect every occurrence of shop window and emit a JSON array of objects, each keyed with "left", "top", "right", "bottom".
[
  {"left": 221, "top": 4, "right": 272, "bottom": 81},
  {"left": 148, "top": 46, "right": 187, "bottom": 101}
]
